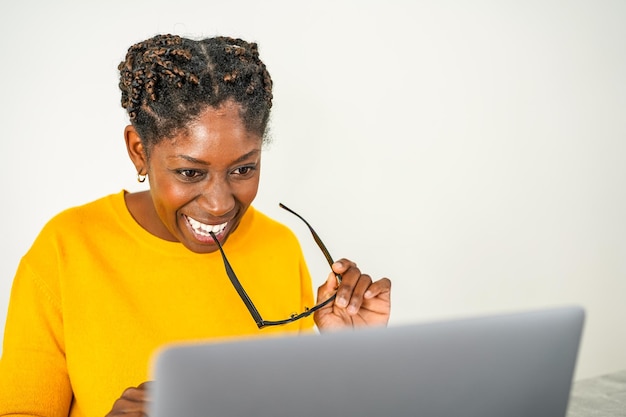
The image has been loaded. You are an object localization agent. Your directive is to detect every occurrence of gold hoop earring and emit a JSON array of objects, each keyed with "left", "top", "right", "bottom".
[{"left": 137, "top": 173, "right": 147, "bottom": 183}]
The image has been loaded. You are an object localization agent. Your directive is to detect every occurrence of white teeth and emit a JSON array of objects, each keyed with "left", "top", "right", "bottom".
[{"left": 187, "top": 216, "right": 227, "bottom": 236}]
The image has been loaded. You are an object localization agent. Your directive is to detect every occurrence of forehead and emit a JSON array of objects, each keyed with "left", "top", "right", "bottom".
[{"left": 153, "top": 102, "right": 263, "bottom": 162}]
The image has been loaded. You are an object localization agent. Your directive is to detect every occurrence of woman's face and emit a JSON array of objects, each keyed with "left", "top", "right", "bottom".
[{"left": 144, "top": 101, "right": 262, "bottom": 253}]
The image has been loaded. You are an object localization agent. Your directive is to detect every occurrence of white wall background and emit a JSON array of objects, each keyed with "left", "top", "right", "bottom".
[{"left": 1, "top": 0, "right": 624, "bottom": 381}]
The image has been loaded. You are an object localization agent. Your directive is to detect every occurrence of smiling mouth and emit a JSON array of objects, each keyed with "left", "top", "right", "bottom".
[{"left": 185, "top": 215, "right": 228, "bottom": 238}]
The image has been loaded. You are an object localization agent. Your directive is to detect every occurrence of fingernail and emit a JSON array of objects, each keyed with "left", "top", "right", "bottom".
[
  {"left": 332, "top": 261, "right": 343, "bottom": 269},
  {"left": 364, "top": 290, "right": 373, "bottom": 299},
  {"left": 347, "top": 305, "right": 358, "bottom": 314},
  {"left": 336, "top": 296, "right": 348, "bottom": 307}
]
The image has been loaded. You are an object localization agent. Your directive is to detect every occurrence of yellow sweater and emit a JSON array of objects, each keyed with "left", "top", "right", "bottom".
[{"left": 0, "top": 191, "right": 314, "bottom": 417}]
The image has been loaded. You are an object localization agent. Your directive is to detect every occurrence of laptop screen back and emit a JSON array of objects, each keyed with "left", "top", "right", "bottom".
[{"left": 150, "top": 306, "right": 584, "bottom": 417}]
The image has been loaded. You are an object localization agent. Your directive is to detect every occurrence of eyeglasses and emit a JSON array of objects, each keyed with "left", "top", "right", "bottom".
[{"left": 209, "top": 203, "right": 342, "bottom": 329}]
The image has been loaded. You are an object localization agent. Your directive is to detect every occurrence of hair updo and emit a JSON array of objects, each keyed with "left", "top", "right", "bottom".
[{"left": 118, "top": 34, "right": 273, "bottom": 149}]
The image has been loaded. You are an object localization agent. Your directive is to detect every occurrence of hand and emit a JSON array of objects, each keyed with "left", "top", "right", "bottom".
[
  {"left": 314, "top": 258, "right": 391, "bottom": 331},
  {"left": 106, "top": 381, "right": 152, "bottom": 417}
]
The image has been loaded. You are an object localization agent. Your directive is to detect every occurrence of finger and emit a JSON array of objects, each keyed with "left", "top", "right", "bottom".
[
  {"left": 315, "top": 258, "right": 356, "bottom": 304},
  {"left": 319, "top": 270, "right": 338, "bottom": 293},
  {"left": 137, "top": 381, "right": 153, "bottom": 389},
  {"left": 106, "top": 383, "right": 151, "bottom": 417},
  {"left": 107, "top": 399, "right": 146, "bottom": 417},
  {"left": 331, "top": 258, "right": 355, "bottom": 275},
  {"left": 364, "top": 277, "right": 392, "bottom": 299},
  {"left": 112, "top": 399, "right": 146, "bottom": 414},
  {"left": 121, "top": 386, "right": 148, "bottom": 402},
  {"left": 344, "top": 273, "right": 373, "bottom": 314},
  {"left": 137, "top": 381, "right": 153, "bottom": 402},
  {"left": 331, "top": 259, "right": 361, "bottom": 308}
]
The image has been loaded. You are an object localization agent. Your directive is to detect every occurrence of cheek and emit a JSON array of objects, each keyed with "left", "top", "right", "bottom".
[
  {"left": 237, "top": 176, "right": 260, "bottom": 204},
  {"left": 151, "top": 178, "right": 195, "bottom": 217}
]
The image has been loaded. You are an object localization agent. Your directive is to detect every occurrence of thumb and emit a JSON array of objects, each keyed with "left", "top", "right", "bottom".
[{"left": 317, "top": 272, "right": 338, "bottom": 303}]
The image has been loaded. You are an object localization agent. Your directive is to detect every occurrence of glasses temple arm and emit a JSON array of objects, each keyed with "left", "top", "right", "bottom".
[
  {"left": 209, "top": 232, "right": 266, "bottom": 328},
  {"left": 279, "top": 203, "right": 342, "bottom": 284}
]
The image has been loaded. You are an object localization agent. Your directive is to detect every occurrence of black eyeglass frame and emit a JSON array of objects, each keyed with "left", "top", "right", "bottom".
[{"left": 209, "top": 203, "right": 342, "bottom": 329}]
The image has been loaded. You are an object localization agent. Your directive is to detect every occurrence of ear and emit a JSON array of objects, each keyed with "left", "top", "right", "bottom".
[{"left": 125, "top": 125, "right": 148, "bottom": 175}]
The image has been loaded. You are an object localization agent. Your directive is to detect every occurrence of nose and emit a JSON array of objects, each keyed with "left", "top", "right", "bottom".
[{"left": 197, "top": 177, "right": 236, "bottom": 217}]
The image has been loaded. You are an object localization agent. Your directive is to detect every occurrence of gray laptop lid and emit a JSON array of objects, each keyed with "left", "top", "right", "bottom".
[{"left": 150, "top": 305, "right": 584, "bottom": 417}]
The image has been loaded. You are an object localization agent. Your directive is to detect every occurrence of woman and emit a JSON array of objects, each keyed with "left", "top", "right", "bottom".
[{"left": 0, "top": 34, "right": 391, "bottom": 417}]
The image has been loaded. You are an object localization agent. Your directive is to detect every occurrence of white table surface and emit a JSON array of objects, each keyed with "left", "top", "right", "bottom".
[{"left": 567, "top": 370, "right": 626, "bottom": 417}]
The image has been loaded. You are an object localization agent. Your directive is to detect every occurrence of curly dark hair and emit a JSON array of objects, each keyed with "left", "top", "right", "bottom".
[{"left": 118, "top": 34, "right": 273, "bottom": 150}]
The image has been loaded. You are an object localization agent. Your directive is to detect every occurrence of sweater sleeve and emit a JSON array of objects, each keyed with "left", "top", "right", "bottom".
[{"left": 0, "top": 259, "right": 72, "bottom": 417}]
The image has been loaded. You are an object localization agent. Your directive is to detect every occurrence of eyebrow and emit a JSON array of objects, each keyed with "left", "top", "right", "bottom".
[{"left": 170, "top": 149, "right": 261, "bottom": 165}]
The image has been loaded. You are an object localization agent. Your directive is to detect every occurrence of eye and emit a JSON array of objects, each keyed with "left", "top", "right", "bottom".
[
  {"left": 176, "top": 169, "right": 205, "bottom": 181},
  {"left": 231, "top": 165, "right": 257, "bottom": 178}
]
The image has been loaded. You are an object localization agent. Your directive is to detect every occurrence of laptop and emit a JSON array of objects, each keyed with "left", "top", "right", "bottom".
[{"left": 149, "top": 305, "right": 584, "bottom": 417}]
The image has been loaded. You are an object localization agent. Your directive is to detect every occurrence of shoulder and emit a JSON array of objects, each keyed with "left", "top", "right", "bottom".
[
  {"left": 30, "top": 191, "right": 125, "bottom": 248},
  {"left": 248, "top": 207, "right": 292, "bottom": 232},
  {"left": 52, "top": 192, "right": 123, "bottom": 223},
  {"left": 19, "top": 191, "right": 126, "bottom": 285},
  {"left": 242, "top": 206, "right": 302, "bottom": 250},
  {"left": 248, "top": 207, "right": 298, "bottom": 237}
]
